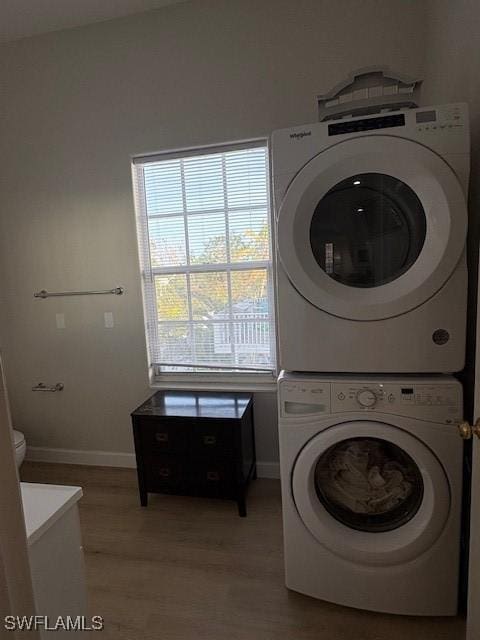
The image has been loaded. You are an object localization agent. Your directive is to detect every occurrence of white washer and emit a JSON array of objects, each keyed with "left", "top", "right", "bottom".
[
  {"left": 278, "top": 372, "right": 464, "bottom": 615},
  {"left": 272, "top": 104, "right": 469, "bottom": 373}
]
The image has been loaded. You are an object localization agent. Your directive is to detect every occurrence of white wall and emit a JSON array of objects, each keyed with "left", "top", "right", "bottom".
[{"left": 0, "top": 0, "right": 426, "bottom": 468}]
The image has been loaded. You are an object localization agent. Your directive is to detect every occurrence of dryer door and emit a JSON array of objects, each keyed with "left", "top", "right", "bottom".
[
  {"left": 277, "top": 135, "right": 467, "bottom": 320},
  {"left": 292, "top": 420, "right": 450, "bottom": 566}
]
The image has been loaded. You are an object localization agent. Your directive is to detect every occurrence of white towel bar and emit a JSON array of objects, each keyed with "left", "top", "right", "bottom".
[{"left": 34, "top": 286, "right": 124, "bottom": 299}]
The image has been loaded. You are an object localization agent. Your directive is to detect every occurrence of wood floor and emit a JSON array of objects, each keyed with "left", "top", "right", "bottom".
[{"left": 21, "top": 462, "right": 466, "bottom": 640}]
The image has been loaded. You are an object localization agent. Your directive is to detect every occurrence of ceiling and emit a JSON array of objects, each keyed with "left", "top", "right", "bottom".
[{"left": 0, "top": 0, "right": 187, "bottom": 43}]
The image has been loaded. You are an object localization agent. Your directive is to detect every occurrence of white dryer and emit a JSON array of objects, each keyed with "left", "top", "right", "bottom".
[
  {"left": 272, "top": 104, "right": 469, "bottom": 373},
  {"left": 278, "top": 372, "right": 463, "bottom": 615}
]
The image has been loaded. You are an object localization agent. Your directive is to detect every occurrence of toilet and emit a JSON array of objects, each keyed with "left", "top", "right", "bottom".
[{"left": 13, "top": 430, "right": 26, "bottom": 468}]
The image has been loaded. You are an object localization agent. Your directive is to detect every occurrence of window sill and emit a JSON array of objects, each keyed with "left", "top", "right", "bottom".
[{"left": 150, "top": 376, "right": 278, "bottom": 394}]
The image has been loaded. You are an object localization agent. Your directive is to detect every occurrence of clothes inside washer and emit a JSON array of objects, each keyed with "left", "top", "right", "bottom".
[{"left": 316, "top": 439, "right": 414, "bottom": 515}]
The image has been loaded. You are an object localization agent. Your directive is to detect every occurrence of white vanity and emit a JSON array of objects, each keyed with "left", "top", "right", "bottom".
[{"left": 21, "top": 483, "right": 88, "bottom": 636}]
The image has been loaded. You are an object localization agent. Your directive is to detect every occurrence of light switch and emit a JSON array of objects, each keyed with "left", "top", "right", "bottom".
[
  {"left": 104, "top": 312, "right": 114, "bottom": 328},
  {"left": 56, "top": 313, "right": 66, "bottom": 329}
]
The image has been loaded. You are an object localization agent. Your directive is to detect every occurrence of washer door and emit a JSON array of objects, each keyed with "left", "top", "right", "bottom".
[
  {"left": 277, "top": 136, "right": 467, "bottom": 320},
  {"left": 292, "top": 421, "right": 450, "bottom": 566}
]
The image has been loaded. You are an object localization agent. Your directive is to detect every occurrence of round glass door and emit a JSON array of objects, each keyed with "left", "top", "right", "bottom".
[
  {"left": 310, "top": 173, "right": 426, "bottom": 288},
  {"left": 291, "top": 420, "right": 450, "bottom": 564},
  {"left": 314, "top": 437, "right": 424, "bottom": 532}
]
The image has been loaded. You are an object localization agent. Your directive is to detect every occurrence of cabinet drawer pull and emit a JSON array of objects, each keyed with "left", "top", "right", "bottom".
[
  {"left": 155, "top": 432, "right": 169, "bottom": 443},
  {"left": 159, "top": 467, "right": 170, "bottom": 477},
  {"left": 207, "top": 471, "right": 220, "bottom": 482},
  {"left": 203, "top": 435, "right": 216, "bottom": 446}
]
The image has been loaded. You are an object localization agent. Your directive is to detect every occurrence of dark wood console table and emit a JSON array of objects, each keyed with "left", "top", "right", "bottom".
[{"left": 131, "top": 390, "right": 256, "bottom": 516}]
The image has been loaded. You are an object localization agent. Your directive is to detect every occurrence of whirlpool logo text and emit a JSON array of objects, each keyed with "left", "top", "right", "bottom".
[{"left": 289, "top": 131, "right": 312, "bottom": 140}]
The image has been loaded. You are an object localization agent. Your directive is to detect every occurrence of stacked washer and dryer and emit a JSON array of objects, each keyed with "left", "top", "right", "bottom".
[{"left": 271, "top": 103, "right": 470, "bottom": 615}]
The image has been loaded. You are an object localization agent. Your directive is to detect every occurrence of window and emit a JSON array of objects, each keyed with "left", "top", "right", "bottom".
[{"left": 132, "top": 140, "right": 276, "bottom": 383}]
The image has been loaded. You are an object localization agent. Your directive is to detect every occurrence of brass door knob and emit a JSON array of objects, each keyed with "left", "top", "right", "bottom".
[{"left": 458, "top": 420, "right": 480, "bottom": 439}]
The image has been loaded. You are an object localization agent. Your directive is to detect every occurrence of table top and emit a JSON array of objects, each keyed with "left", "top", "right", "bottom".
[{"left": 132, "top": 390, "right": 253, "bottom": 420}]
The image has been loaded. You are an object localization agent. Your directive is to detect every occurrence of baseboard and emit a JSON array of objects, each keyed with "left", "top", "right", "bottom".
[
  {"left": 26, "top": 446, "right": 137, "bottom": 469},
  {"left": 26, "top": 446, "right": 280, "bottom": 479}
]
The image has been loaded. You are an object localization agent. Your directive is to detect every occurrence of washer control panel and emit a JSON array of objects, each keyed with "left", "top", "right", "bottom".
[
  {"left": 331, "top": 381, "right": 461, "bottom": 422},
  {"left": 279, "top": 376, "right": 463, "bottom": 423}
]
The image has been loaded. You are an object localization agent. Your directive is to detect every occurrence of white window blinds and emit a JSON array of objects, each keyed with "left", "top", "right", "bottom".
[{"left": 132, "top": 141, "right": 276, "bottom": 377}]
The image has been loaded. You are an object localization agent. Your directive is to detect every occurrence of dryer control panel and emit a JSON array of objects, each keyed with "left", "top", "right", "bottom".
[{"left": 279, "top": 375, "right": 463, "bottom": 424}]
